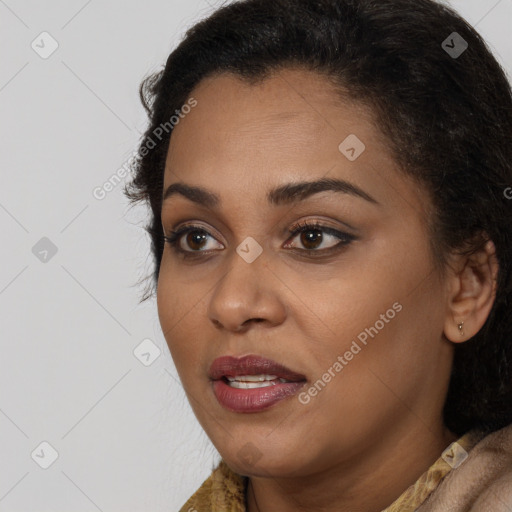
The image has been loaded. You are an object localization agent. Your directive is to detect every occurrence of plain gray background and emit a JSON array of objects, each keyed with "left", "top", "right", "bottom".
[{"left": 1, "top": 1, "right": 511, "bottom": 510}]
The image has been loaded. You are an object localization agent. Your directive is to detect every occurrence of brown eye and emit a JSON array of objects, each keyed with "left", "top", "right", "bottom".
[
  {"left": 286, "top": 221, "right": 355, "bottom": 252},
  {"left": 185, "top": 231, "right": 208, "bottom": 251},
  {"left": 299, "top": 229, "right": 323, "bottom": 250},
  {"left": 163, "top": 220, "right": 355, "bottom": 260},
  {"left": 163, "top": 226, "right": 224, "bottom": 254}
]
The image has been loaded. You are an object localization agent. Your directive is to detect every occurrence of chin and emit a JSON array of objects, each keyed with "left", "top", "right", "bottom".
[{"left": 220, "top": 437, "right": 310, "bottom": 478}]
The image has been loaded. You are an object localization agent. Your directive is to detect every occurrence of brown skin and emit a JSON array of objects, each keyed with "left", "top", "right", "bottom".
[{"left": 157, "top": 68, "right": 498, "bottom": 512}]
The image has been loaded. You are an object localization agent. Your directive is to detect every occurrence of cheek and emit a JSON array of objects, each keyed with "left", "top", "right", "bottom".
[
  {"left": 306, "top": 281, "right": 445, "bottom": 430},
  {"left": 274, "top": 249, "right": 407, "bottom": 368},
  {"left": 291, "top": 238, "right": 441, "bottom": 406},
  {"left": 293, "top": 309, "right": 421, "bottom": 455},
  {"left": 157, "top": 252, "right": 203, "bottom": 327},
  {"left": 156, "top": 263, "right": 202, "bottom": 371}
]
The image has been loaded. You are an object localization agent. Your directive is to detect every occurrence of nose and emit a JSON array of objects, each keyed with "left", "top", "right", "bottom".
[{"left": 207, "top": 246, "right": 286, "bottom": 333}]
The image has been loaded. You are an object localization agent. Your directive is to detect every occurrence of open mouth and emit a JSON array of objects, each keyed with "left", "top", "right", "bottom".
[
  {"left": 223, "top": 374, "right": 297, "bottom": 389},
  {"left": 209, "top": 355, "right": 307, "bottom": 413}
]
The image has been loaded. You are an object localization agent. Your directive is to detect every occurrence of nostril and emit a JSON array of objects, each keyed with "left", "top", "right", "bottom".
[{"left": 242, "top": 318, "right": 265, "bottom": 327}]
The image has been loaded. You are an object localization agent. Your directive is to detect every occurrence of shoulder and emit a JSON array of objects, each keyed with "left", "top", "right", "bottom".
[{"left": 418, "top": 422, "right": 512, "bottom": 511}]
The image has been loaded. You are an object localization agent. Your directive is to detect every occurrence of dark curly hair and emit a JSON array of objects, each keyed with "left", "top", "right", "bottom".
[{"left": 124, "top": 0, "right": 512, "bottom": 438}]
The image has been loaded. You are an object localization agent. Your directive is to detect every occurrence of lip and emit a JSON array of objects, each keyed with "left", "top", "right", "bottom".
[
  {"left": 209, "top": 354, "right": 306, "bottom": 381},
  {"left": 209, "top": 354, "right": 307, "bottom": 413}
]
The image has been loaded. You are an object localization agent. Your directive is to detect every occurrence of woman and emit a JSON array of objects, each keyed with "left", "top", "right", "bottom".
[{"left": 125, "top": 0, "right": 512, "bottom": 510}]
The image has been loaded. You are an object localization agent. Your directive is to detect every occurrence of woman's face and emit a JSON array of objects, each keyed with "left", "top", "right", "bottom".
[{"left": 157, "top": 68, "right": 456, "bottom": 478}]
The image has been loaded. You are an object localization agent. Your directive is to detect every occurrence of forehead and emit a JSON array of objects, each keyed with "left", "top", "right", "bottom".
[
  {"left": 163, "top": 68, "right": 429, "bottom": 221},
  {"left": 170, "top": 68, "right": 375, "bottom": 141},
  {"left": 166, "top": 69, "right": 380, "bottom": 174}
]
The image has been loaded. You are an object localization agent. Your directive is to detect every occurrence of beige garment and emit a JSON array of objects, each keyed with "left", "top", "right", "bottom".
[
  {"left": 417, "top": 423, "right": 512, "bottom": 511},
  {"left": 179, "top": 423, "right": 512, "bottom": 512}
]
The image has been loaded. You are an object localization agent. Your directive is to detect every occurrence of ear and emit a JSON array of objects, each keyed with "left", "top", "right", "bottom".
[{"left": 443, "top": 238, "right": 499, "bottom": 343}]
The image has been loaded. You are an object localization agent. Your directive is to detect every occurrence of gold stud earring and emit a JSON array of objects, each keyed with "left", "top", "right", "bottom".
[{"left": 457, "top": 321, "right": 464, "bottom": 336}]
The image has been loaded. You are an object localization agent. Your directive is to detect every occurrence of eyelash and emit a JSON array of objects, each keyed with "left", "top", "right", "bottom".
[{"left": 163, "top": 220, "right": 356, "bottom": 259}]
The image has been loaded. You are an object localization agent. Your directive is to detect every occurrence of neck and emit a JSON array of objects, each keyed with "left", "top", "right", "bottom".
[{"left": 246, "top": 419, "right": 458, "bottom": 512}]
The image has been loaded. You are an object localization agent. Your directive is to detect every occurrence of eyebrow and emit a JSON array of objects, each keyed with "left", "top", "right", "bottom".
[{"left": 162, "top": 177, "right": 379, "bottom": 208}]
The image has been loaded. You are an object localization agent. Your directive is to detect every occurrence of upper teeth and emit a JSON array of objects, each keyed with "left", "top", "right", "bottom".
[
  {"left": 227, "top": 374, "right": 280, "bottom": 382},
  {"left": 226, "top": 374, "right": 290, "bottom": 389}
]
